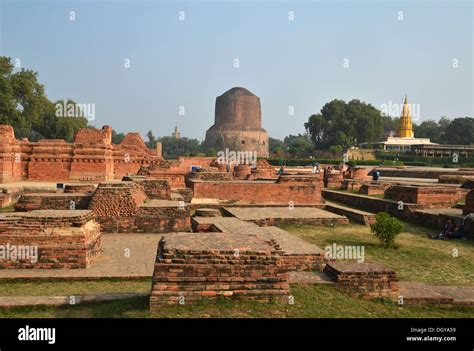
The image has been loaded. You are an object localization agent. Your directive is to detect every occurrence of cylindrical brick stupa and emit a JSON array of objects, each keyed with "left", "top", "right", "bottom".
[{"left": 204, "top": 87, "right": 269, "bottom": 157}]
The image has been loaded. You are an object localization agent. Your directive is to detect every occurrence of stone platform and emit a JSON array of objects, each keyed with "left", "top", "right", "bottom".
[
  {"left": 324, "top": 202, "right": 376, "bottom": 225},
  {"left": 398, "top": 282, "right": 474, "bottom": 306},
  {"left": 150, "top": 232, "right": 290, "bottom": 307},
  {"left": 0, "top": 234, "right": 160, "bottom": 279},
  {"left": 222, "top": 206, "right": 348, "bottom": 226},
  {"left": 191, "top": 216, "right": 326, "bottom": 271},
  {"left": 0, "top": 210, "right": 101, "bottom": 269}
]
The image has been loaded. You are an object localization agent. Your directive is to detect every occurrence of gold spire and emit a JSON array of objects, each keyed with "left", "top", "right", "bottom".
[{"left": 396, "top": 95, "right": 414, "bottom": 138}]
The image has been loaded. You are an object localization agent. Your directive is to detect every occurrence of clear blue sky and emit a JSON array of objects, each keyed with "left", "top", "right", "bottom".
[{"left": 0, "top": 0, "right": 472, "bottom": 140}]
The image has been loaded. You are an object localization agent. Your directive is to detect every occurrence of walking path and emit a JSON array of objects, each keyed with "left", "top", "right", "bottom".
[{"left": 398, "top": 282, "right": 474, "bottom": 305}]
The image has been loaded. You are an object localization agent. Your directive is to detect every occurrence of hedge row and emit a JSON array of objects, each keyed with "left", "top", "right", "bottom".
[
  {"left": 379, "top": 154, "right": 474, "bottom": 164},
  {"left": 267, "top": 157, "right": 474, "bottom": 168},
  {"left": 266, "top": 158, "right": 402, "bottom": 167}
]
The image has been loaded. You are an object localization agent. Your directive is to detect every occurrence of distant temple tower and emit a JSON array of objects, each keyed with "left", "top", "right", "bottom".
[
  {"left": 172, "top": 125, "right": 181, "bottom": 139},
  {"left": 204, "top": 87, "right": 269, "bottom": 157},
  {"left": 397, "top": 95, "right": 414, "bottom": 138}
]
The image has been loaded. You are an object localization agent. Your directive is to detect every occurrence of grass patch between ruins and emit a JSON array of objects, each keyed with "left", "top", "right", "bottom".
[
  {"left": 282, "top": 222, "right": 474, "bottom": 286},
  {"left": 0, "top": 284, "right": 472, "bottom": 318},
  {"left": 0, "top": 278, "right": 151, "bottom": 297}
]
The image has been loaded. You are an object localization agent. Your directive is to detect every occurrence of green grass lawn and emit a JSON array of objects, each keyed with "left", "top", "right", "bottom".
[
  {"left": 0, "top": 278, "right": 151, "bottom": 297},
  {"left": 282, "top": 223, "right": 474, "bottom": 285},
  {"left": 0, "top": 284, "right": 472, "bottom": 318}
]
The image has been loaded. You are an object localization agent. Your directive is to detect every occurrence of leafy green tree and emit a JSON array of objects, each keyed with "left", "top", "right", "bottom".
[
  {"left": 112, "top": 130, "right": 126, "bottom": 144},
  {"left": 443, "top": 117, "right": 474, "bottom": 145},
  {"left": 381, "top": 115, "right": 399, "bottom": 133},
  {"left": 284, "top": 134, "right": 313, "bottom": 157},
  {"left": 269, "top": 137, "right": 286, "bottom": 156},
  {"left": 0, "top": 56, "right": 88, "bottom": 141},
  {"left": 413, "top": 120, "right": 443, "bottom": 143},
  {"left": 305, "top": 99, "right": 383, "bottom": 150},
  {"left": 206, "top": 148, "right": 217, "bottom": 157},
  {"left": 146, "top": 130, "right": 157, "bottom": 149},
  {"left": 158, "top": 136, "right": 202, "bottom": 158}
]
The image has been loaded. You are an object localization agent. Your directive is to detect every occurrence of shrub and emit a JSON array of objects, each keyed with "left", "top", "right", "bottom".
[{"left": 370, "top": 212, "right": 404, "bottom": 248}]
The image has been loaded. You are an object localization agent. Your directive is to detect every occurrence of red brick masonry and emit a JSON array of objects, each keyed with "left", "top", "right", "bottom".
[
  {"left": 384, "top": 185, "right": 464, "bottom": 207},
  {"left": 0, "top": 124, "right": 161, "bottom": 183},
  {"left": 324, "top": 261, "right": 398, "bottom": 299},
  {"left": 149, "top": 232, "right": 290, "bottom": 307},
  {"left": 190, "top": 174, "right": 323, "bottom": 204},
  {"left": 0, "top": 210, "right": 101, "bottom": 269}
]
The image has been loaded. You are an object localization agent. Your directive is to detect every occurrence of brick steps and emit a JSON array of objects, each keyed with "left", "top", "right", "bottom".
[
  {"left": 324, "top": 261, "right": 398, "bottom": 299},
  {"left": 324, "top": 202, "right": 376, "bottom": 225}
]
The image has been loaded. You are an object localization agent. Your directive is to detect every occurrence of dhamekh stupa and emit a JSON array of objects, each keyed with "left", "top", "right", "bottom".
[{"left": 204, "top": 87, "right": 269, "bottom": 157}]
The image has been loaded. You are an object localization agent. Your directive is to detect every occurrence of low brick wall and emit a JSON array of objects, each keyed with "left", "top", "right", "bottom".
[
  {"left": 341, "top": 179, "right": 364, "bottom": 191},
  {"left": 324, "top": 173, "right": 343, "bottom": 189},
  {"left": 64, "top": 184, "right": 96, "bottom": 193},
  {"left": 384, "top": 185, "right": 464, "bottom": 207},
  {"left": 324, "top": 261, "right": 398, "bottom": 299},
  {"left": 359, "top": 183, "right": 389, "bottom": 196},
  {"left": 186, "top": 171, "right": 232, "bottom": 182},
  {"left": 134, "top": 200, "right": 191, "bottom": 233},
  {"left": 172, "top": 188, "right": 193, "bottom": 202},
  {"left": 136, "top": 179, "right": 171, "bottom": 200},
  {"left": 149, "top": 232, "right": 290, "bottom": 307},
  {"left": 0, "top": 210, "right": 102, "bottom": 269},
  {"left": 322, "top": 189, "right": 423, "bottom": 219},
  {"left": 247, "top": 216, "right": 348, "bottom": 227},
  {"left": 190, "top": 175, "right": 323, "bottom": 205},
  {"left": 280, "top": 254, "right": 325, "bottom": 271},
  {"left": 324, "top": 204, "right": 376, "bottom": 225},
  {"left": 14, "top": 193, "right": 92, "bottom": 212}
]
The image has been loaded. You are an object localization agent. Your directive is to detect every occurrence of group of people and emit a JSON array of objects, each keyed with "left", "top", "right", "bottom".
[{"left": 428, "top": 216, "right": 471, "bottom": 240}]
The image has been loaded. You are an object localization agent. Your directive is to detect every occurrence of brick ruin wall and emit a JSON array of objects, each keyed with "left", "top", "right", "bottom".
[
  {"left": 190, "top": 175, "right": 324, "bottom": 205},
  {"left": 89, "top": 182, "right": 190, "bottom": 233},
  {"left": 138, "top": 157, "right": 214, "bottom": 188},
  {"left": 341, "top": 179, "right": 364, "bottom": 191},
  {"left": 0, "top": 210, "right": 102, "bottom": 268},
  {"left": 324, "top": 262, "right": 398, "bottom": 299},
  {"left": 358, "top": 183, "right": 390, "bottom": 196},
  {"left": 384, "top": 185, "right": 465, "bottom": 207},
  {"left": 0, "top": 124, "right": 161, "bottom": 183},
  {"left": 322, "top": 189, "right": 474, "bottom": 237},
  {"left": 88, "top": 183, "right": 147, "bottom": 232},
  {"left": 134, "top": 201, "right": 191, "bottom": 233},
  {"left": 150, "top": 232, "right": 289, "bottom": 307},
  {"left": 322, "top": 189, "right": 424, "bottom": 219},
  {"left": 14, "top": 193, "right": 92, "bottom": 212}
]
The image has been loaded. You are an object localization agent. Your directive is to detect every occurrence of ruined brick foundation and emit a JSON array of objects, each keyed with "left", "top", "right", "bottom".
[
  {"left": 0, "top": 210, "right": 101, "bottom": 268},
  {"left": 150, "top": 232, "right": 289, "bottom": 308}
]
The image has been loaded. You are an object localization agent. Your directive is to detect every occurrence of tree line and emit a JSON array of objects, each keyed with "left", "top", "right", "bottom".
[
  {"left": 1, "top": 56, "right": 472, "bottom": 158},
  {"left": 303, "top": 99, "right": 474, "bottom": 153},
  {"left": 0, "top": 57, "right": 88, "bottom": 142}
]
